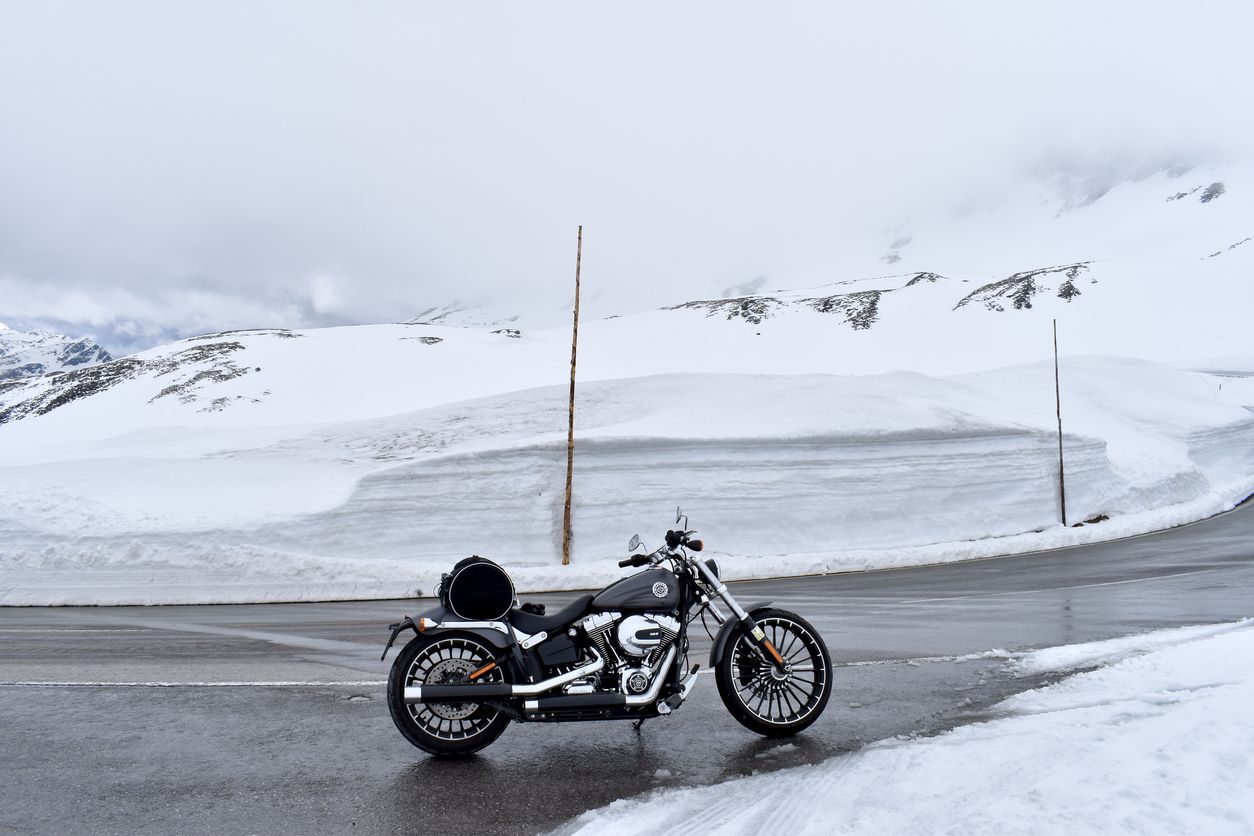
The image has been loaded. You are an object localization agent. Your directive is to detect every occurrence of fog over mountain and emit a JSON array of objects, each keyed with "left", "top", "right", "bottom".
[{"left": 1, "top": 1, "right": 1251, "bottom": 353}]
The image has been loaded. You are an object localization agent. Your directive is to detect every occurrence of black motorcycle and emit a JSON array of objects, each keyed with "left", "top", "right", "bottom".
[{"left": 382, "top": 510, "right": 833, "bottom": 755}]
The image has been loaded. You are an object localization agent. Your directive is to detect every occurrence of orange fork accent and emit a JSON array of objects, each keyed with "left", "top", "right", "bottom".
[
  {"left": 762, "top": 640, "right": 785, "bottom": 666},
  {"left": 469, "top": 661, "right": 498, "bottom": 681}
]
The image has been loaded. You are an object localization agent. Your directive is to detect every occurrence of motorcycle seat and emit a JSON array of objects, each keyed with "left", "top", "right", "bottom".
[{"left": 509, "top": 593, "right": 594, "bottom": 635}]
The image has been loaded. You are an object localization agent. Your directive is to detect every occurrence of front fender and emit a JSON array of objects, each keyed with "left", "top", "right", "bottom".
[
  {"left": 707, "top": 602, "right": 773, "bottom": 668},
  {"left": 380, "top": 604, "right": 515, "bottom": 660}
]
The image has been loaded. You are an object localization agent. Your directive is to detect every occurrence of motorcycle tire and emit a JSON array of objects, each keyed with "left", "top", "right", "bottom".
[
  {"left": 387, "top": 632, "right": 512, "bottom": 756},
  {"left": 714, "top": 608, "right": 833, "bottom": 737}
]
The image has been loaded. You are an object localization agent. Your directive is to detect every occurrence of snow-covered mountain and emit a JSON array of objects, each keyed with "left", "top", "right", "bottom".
[
  {"left": 0, "top": 322, "right": 112, "bottom": 382},
  {"left": 408, "top": 300, "right": 522, "bottom": 329},
  {"left": 672, "top": 263, "right": 1090, "bottom": 329},
  {"left": 1, "top": 249, "right": 1250, "bottom": 433}
]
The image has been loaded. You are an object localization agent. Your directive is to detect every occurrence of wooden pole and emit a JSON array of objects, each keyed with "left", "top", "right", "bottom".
[
  {"left": 561, "top": 225, "right": 583, "bottom": 565},
  {"left": 1053, "top": 318, "right": 1067, "bottom": 526}
]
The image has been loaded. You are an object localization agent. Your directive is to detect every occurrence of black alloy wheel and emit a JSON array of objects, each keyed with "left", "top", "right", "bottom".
[
  {"left": 387, "top": 633, "right": 512, "bottom": 756},
  {"left": 714, "top": 608, "right": 832, "bottom": 737}
]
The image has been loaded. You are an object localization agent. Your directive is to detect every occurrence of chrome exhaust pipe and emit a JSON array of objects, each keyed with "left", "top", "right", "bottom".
[
  {"left": 521, "top": 646, "right": 678, "bottom": 714},
  {"left": 623, "top": 645, "right": 677, "bottom": 706},
  {"left": 403, "top": 650, "right": 604, "bottom": 704}
]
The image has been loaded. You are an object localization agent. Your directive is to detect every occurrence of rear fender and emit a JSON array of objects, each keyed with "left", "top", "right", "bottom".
[
  {"left": 707, "top": 602, "right": 774, "bottom": 668},
  {"left": 380, "top": 604, "right": 515, "bottom": 661}
]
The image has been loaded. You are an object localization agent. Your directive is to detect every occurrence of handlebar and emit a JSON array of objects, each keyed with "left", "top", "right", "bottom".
[
  {"left": 665, "top": 530, "right": 703, "bottom": 551},
  {"left": 619, "top": 530, "right": 706, "bottom": 567}
]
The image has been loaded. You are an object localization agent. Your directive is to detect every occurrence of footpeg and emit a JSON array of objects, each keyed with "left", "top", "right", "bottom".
[{"left": 659, "top": 665, "right": 701, "bottom": 714}]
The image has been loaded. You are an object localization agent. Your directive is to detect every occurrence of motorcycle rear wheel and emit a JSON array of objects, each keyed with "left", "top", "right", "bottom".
[
  {"left": 714, "top": 608, "right": 832, "bottom": 737},
  {"left": 387, "top": 632, "right": 511, "bottom": 756}
]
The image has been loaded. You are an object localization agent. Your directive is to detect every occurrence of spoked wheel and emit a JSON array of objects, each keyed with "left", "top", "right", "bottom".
[
  {"left": 715, "top": 608, "right": 832, "bottom": 737},
  {"left": 387, "top": 633, "right": 511, "bottom": 756}
]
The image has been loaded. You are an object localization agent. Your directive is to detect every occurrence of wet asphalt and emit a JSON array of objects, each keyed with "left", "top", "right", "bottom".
[{"left": 2, "top": 500, "right": 1254, "bottom": 835}]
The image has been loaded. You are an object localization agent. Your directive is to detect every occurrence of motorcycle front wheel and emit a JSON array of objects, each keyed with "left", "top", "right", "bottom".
[
  {"left": 387, "top": 632, "right": 511, "bottom": 756},
  {"left": 715, "top": 608, "right": 833, "bottom": 737}
]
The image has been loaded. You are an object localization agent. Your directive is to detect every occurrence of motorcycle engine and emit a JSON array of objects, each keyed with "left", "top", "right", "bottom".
[
  {"left": 616, "top": 614, "right": 681, "bottom": 695},
  {"left": 616, "top": 614, "right": 681, "bottom": 659},
  {"left": 572, "top": 611, "right": 681, "bottom": 696}
]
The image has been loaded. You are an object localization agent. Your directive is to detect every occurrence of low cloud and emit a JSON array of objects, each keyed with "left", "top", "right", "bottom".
[{"left": 1, "top": 1, "right": 1250, "bottom": 352}]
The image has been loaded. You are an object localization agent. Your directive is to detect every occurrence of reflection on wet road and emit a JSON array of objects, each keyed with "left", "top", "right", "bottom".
[{"left": 2, "top": 500, "right": 1253, "bottom": 834}]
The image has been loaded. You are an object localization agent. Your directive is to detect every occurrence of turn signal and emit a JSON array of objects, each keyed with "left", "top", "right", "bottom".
[
  {"left": 688, "top": 539, "right": 704, "bottom": 552},
  {"left": 417, "top": 617, "right": 430, "bottom": 633}
]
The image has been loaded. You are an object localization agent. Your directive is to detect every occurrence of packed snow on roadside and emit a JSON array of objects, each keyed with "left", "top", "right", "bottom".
[
  {"left": 1, "top": 352, "right": 1252, "bottom": 605},
  {"left": 557, "top": 620, "right": 1254, "bottom": 836}
]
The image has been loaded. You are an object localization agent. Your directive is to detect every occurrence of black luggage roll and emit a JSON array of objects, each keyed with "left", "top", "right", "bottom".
[{"left": 439, "top": 556, "right": 515, "bottom": 621}]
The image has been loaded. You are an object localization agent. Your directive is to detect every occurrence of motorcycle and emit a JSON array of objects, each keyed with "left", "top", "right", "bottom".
[{"left": 382, "top": 509, "right": 833, "bottom": 756}]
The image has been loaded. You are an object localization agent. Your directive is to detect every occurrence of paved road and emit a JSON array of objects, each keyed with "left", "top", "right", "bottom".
[{"left": 3, "top": 501, "right": 1254, "bottom": 835}]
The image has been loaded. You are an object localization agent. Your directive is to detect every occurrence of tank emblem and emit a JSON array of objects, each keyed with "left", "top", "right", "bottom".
[{"left": 651, "top": 582, "right": 669, "bottom": 598}]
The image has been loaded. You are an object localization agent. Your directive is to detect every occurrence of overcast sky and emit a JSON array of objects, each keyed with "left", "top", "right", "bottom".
[{"left": 1, "top": 1, "right": 1251, "bottom": 352}]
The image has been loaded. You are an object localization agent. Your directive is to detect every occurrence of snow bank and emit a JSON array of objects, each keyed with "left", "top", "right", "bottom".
[
  {"left": 558, "top": 620, "right": 1254, "bottom": 836},
  {"left": 1, "top": 356, "right": 1251, "bottom": 605}
]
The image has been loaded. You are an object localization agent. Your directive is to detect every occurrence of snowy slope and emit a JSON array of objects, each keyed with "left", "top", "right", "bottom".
[
  {"left": 560, "top": 621, "right": 1254, "bottom": 836},
  {"left": 3, "top": 253, "right": 1254, "bottom": 440},
  {"left": 0, "top": 322, "right": 111, "bottom": 382},
  {"left": 1, "top": 162, "right": 1251, "bottom": 434}
]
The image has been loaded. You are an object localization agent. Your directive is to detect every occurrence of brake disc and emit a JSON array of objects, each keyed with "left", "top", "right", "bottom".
[{"left": 427, "top": 658, "right": 480, "bottom": 720}]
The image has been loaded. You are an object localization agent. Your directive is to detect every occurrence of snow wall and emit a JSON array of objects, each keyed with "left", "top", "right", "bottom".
[{"left": 2, "top": 357, "right": 1253, "bottom": 604}]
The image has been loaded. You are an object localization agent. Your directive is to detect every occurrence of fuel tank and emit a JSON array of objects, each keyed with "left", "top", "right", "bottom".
[{"left": 592, "top": 568, "right": 680, "bottom": 612}]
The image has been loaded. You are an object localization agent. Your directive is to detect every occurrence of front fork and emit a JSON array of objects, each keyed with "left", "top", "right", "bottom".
[{"left": 692, "top": 560, "right": 788, "bottom": 673}]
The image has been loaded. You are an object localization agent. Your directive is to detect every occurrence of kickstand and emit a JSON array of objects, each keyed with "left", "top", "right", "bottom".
[{"left": 633, "top": 717, "right": 647, "bottom": 734}]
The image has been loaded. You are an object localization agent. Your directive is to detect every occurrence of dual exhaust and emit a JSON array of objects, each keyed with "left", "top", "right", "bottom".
[
  {"left": 402, "top": 647, "right": 680, "bottom": 712},
  {"left": 403, "top": 650, "right": 605, "bottom": 704}
]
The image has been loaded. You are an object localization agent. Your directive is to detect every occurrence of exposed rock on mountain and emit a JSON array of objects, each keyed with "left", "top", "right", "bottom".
[
  {"left": 797, "top": 272, "right": 950, "bottom": 329},
  {"left": 148, "top": 342, "right": 252, "bottom": 407},
  {"left": 1208, "top": 237, "right": 1252, "bottom": 258},
  {"left": 1200, "top": 182, "right": 1226, "bottom": 203},
  {"left": 954, "top": 263, "right": 1091, "bottom": 312},
  {"left": 805, "top": 289, "right": 882, "bottom": 330},
  {"left": 1, "top": 358, "right": 143, "bottom": 425},
  {"left": 0, "top": 338, "right": 255, "bottom": 425},
  {"left": 189, "top": 328, "right": 301, "bottom": 341},
  {"left": 678, "top": 262, "right": 1094, "bottom": 325},
  {"left": 1168, "top": 181, "right": 1226, "bottom": 203},
  {"left": 674, "top": 271, "right": 959, "bottom": 330},
  {"left": 669, "top": 296, "right": 782, "bottom": 325},
  {"left": 0, "top": 323, "right": 112, "bottom": 382},
  {"left": 1167, "top": 186, "right": 1202, "bottom": 202}
]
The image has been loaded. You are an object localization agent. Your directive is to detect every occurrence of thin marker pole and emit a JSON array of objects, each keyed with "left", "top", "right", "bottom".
[
  {"left": 1053, "top": 318, "right": 1067, "bottom": 526},
  {"left": 561, "top": 226, "right": 583, "bottom": 566}
]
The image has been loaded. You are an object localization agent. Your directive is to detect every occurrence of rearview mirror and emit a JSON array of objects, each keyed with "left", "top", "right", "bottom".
[{"left": 628, "top": 534, "right": 641, "bottom": 551}]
